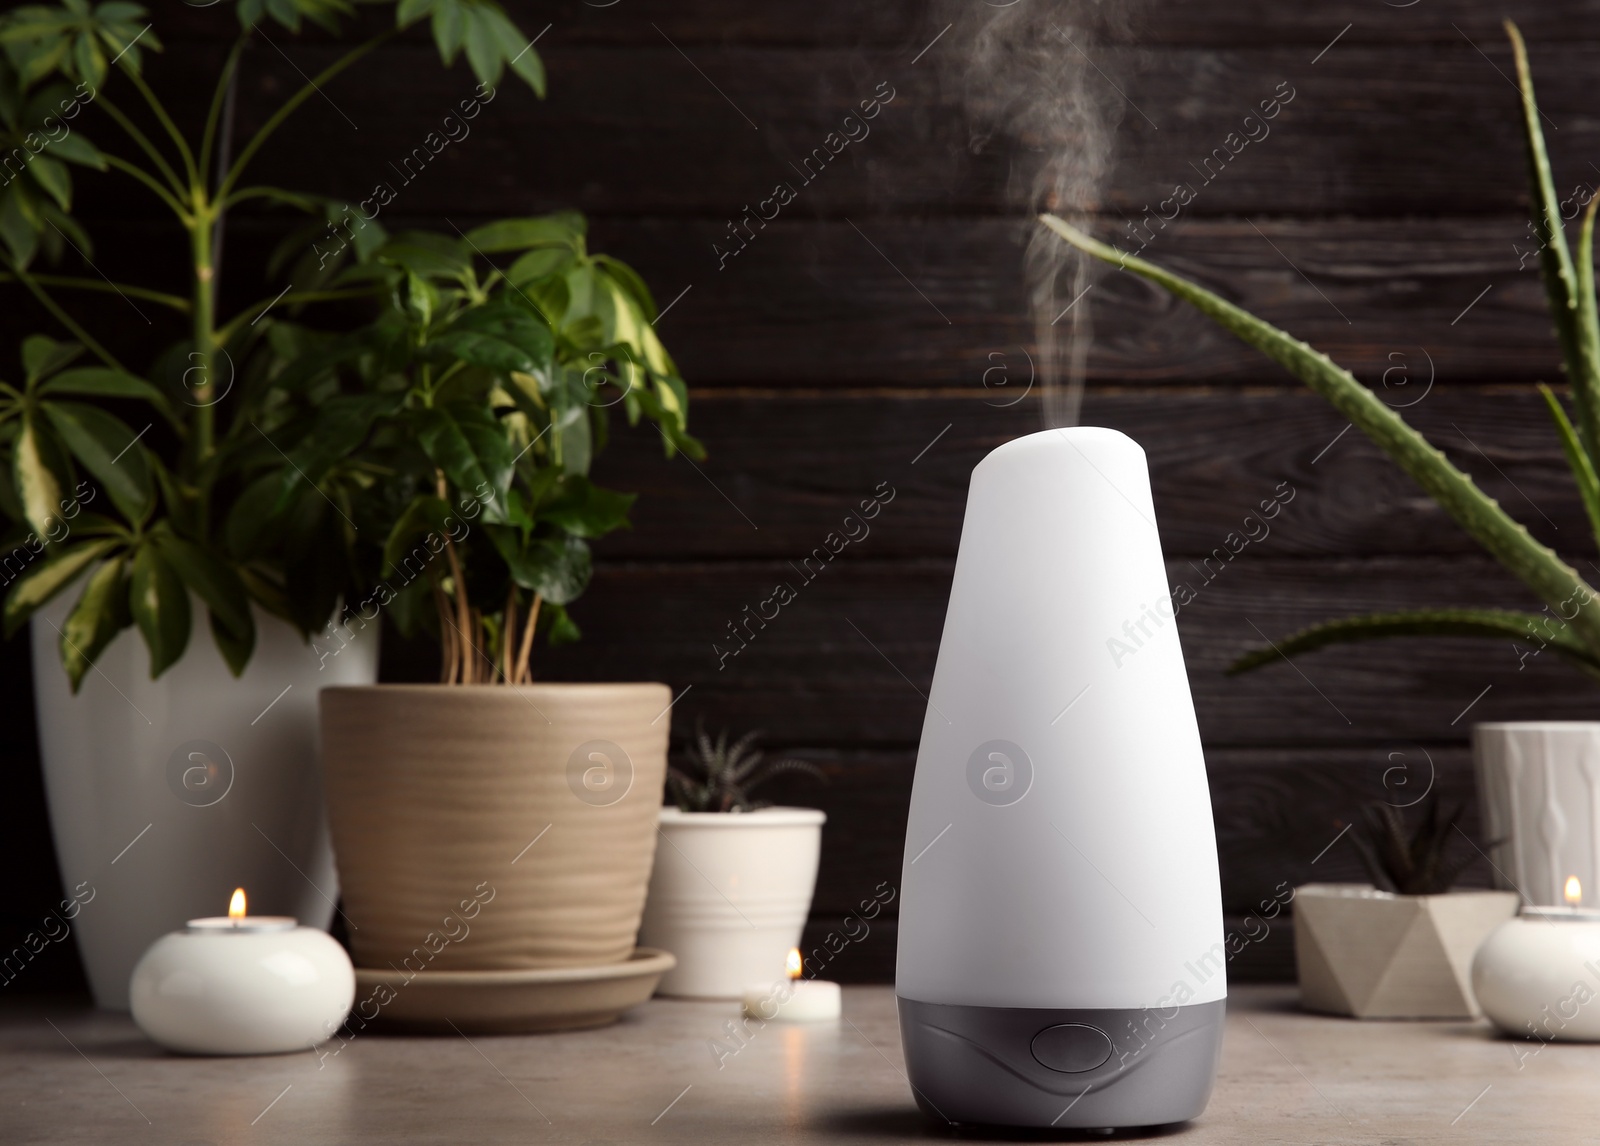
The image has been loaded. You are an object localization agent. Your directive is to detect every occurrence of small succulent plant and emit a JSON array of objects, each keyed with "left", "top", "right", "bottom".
[
  {"left": 1345, "top": 796, "right": 1486, "bottom": 896},
  {"left": 666, "top": 723, "right": 826, "bottom": 813}
]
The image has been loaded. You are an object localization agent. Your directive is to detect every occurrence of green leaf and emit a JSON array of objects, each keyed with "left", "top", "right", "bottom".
[
  {"left": 543, "top": 600, "right": 580, "bottom": 645},
  {"left": 465, "top": 212, "right": 584, "bottom": 254},
  {"left": 539, "top": 476, "right": 634, "bottom": 538},
  {"left": 21, "top": 334, "right": 81, "bottom": 384},
  {"left": 39, "top": 366, "right": 177, "bottom": 424},
  {"left": 28, "top": 154, "right": 70, "bottom": 210},
  {"left": 58, "top": 554, "right": 128, "bottom": 693},
  {"left": 482, "top": 5, "right": 542, "bottom": 95},
  {"left": 381, "top": 493, "right": 451, "bottom": 574},
  {"left": 507, "top": 246, "right": 575, "bottom": 286},
  {"left": 45, "top": 129, "right": 105, "bottom": 169},
  {"left": 209, "top": 609, "right": 254, "bottom": 677},
  {"left": 1229, "top": 608, "right": 1600, "bottom": 680},
  {"left": 225, "top": 472, "right": 285, "bottom": 559},
  {"left": 40, "top": 400, "right": 151, "bottom": 523},
  {"left": 1507, "top": 20, "right": 1600, "bottom": 468},
  {"left": 1040, "top": 211, "right": 1600, "bottom": 660},
  {"left": 14, "top": 413, "right": 64, "bottom": 535},
  {"left": 3, "top": 535, "right": 117, "bottom": 637},
  {"left": 150, "top": 532, "right": 252, "bottom": 644},
  {"left": 376, "top": 231, "right": 472, "bottom": 281},
  {"left": 431, "top": 0, "right": 466, "bottom": 65},
  {"left": 490, "top": 531, "right": 590, "bottom": 604},
  {"left": 429, "top": 298, "right": 554, "bottom": 375},
  {"left": 1538, "top": 382, "right": 1600, "bottom": 546},
  {"left": 0, "top": 185, "right": 40, "bottom": 267},
  {"left": 397, "top": 0, "right": 431, "bottom": 26},
  {"left": 595, "top": 255, "right": 658, "bottom": 322},
  {"left": 461, "top": 6, "right": 499, "bottom": 87},
  {"left": 129, "top": 541, "right": 191, "bottom": 678},
  {"left": 414, "top": 405, "right": 505, "bottom": 521}
]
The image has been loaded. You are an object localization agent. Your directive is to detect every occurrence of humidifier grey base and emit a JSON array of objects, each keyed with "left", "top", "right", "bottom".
[{"left": 897, "top": 996, "right": 1225, "bottom": 1129}]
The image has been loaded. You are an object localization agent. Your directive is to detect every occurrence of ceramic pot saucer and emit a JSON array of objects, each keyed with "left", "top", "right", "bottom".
[{"left": 353, "top": 947, "right": 675, "bottom": 1033}]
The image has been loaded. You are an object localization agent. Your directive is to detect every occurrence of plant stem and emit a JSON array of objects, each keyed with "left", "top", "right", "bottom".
[
  {"left": 436, "top": 471, "right": 474, "bottom": 684},
  {"left": 102, "top": 154, "right": 189, "bottom": 218},
  {"left": 433, "top": 577, "right": 458, "bottom": 684},
  {"left": 502, "top": 585, "right": 517, "bottom": 683},
  {"left": 95, "top": 96, "right": 186, "bottom": 197},
  {"left": 199, "top": 38, "right": 248, "bottom": 182},
  {"left": 514, "top": 593, "right": 542, "bottom": 684},
  {"left": 0, "top": 273, "right": 189, "bottom": 312},
  {"left": 214, "top": 286, "right": 384, "bottom": 346},
  {"left": 10, "top": 267, "right": 124, "bottom": 371},
  {"left": 218, "top": 32, "right": 393, "bottom": 202},
  {"left": 189, "top": 208, "right": 218, "bottom": 470},
  {"left": 118, "top": 64, "right": 199, "bottom": 192}
]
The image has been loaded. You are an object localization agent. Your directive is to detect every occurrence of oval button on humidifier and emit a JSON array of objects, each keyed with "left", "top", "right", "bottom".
[{"left": 1031, "top": 1023, "right": 1112, "bottom": 1073}]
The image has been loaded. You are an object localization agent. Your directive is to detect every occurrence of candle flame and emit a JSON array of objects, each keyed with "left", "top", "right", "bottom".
[
  {"left": 229, "top": 888, "right": 247, "bottom": 920},
  {"left": 1567, "top": 875, "right": 1583, "bottom": 906},
  {"left": 786, "top": 947, "right": 802, "bottom": 980}
]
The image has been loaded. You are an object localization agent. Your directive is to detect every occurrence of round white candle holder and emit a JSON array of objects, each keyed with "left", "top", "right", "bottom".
[
  {"left": 130, "top": 914, "right": 355, "bottom": 1055},
  {"left": 741, "top": 977, "right": 841, "bottom": 1022},
  {"left": 1471, "top": 906, "right": 1600, "bottom": 1042}
]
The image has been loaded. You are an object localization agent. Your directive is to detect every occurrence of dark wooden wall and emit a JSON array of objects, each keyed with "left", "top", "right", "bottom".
[{"left": 7, "top": 0, "right": 1600, "bottom": 990}]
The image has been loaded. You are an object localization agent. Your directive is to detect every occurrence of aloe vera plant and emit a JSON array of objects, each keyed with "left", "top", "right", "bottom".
[{"left": 1041, "top": 20, "right": 1600, "bottom": 682}]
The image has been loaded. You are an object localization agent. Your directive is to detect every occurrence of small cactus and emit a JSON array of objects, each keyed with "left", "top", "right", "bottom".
[
  {"left": 666, "top": 722, "right": 826, "bottom": 813},
  {"left": 1345, "top": 796, "right": 1489, "bottom": 896}
]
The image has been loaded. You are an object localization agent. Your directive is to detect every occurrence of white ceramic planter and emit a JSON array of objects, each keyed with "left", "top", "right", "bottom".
[
  {"left": 1475, "top": 722, "right": 1600, "bottom": 906},
  {"left": 1294, "top": 882, "right": 1518, "bottom": 1018},
  {"left": 638, "top": 807, "right": 825, "bottom": 998},
  {"left": 31, "top": 593, "right": 376, "bottom": 1009}
]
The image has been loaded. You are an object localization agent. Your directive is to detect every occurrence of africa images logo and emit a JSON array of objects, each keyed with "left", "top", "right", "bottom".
[{"left": 966, "top": 740, "right": 1033, "bottom": 807}]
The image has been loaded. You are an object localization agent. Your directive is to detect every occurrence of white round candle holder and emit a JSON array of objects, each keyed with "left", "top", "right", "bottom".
[
  {"left": 1471, "top": 906, "right": 1600, "bottom": 1042},
  {"left": 130, "top": 915, "right": 355, "bottom": 1055},
  {"left": 742, "top": 977, "right": 842, "bottom": 1022}
]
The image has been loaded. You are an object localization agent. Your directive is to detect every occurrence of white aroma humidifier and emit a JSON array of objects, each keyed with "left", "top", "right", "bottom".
[{"left": 896, "top": 427, "right": 1226, "bottom": 1129}]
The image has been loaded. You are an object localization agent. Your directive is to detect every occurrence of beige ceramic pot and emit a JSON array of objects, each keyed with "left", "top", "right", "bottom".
[{"left": 320, "top": 683, "right": 670, "bottom": 972}]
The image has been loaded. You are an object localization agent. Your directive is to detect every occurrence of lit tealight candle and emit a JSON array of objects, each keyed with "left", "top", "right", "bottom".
[
  {"left": 741, "top": 948, "right": 842, "bottom": 1022},
  {"left": 130, "top": 888, "right": 355, "bottom": 1055},
  {"left": 1472, "top": 875, "right": 1600, "bottom": 1041}
]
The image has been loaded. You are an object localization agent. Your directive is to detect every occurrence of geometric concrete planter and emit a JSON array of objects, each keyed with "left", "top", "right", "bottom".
[{"left": 1294, "top": 883, "right": 1519, "bottom": 1019}]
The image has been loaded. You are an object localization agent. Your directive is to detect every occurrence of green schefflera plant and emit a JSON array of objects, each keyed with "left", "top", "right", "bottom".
[
  {"left": 1042, "top": 20, "right": 1600, "bottom": 680},
  {"left": 255, "top": 212, "right": 701, "bottom": 685},
  {"left": 1346, "top": 797, "right": 1485, "bottom": 897},
  {"left": 667, "top": 723, "right": 826, "bottom": 813},
  {"left": 0, "top": 0, "right": 695, "bottom": 691}
]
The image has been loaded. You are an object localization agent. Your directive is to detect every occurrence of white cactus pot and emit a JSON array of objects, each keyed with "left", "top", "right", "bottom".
[
  {"left": 638, "top": 807, "right": 825, "bottom": 998},
  {"left": 1475, "top": 722, "right": 1600, "bottom": 906}
]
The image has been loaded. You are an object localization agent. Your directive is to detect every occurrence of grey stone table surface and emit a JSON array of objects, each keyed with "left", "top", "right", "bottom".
[{"left": 3, "top": 985, "right": 1596, "bottom": 1144}]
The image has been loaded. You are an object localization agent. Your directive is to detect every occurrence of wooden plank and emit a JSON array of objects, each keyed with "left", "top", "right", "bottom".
[
  {"left": 18, "top": 216, "right": 1557, "bottom": 389},
  {"left": 69, "top": 36, "right": 1600, "bottom": 221},
  {"left": 377, "top": 555, "right": 1597, "bottom": 749},
  {"left": 148, "top": 2, "right": 1600, "bottom": 51},
  {"left": 590, "top": 388, "right": 1583, "bottom": 560},
  {"left": 741, "top": 745, "right": 1491, "bottom": 984},
  {"left": 530, "top": 217, "right": 1554, "bottom": 387}
]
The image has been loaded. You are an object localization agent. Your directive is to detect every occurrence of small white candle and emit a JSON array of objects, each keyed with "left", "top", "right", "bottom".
[
  {"left": 741, "top": 948, "right": 842, "bottom": 1022},
  {"left": 1472, "top": 875, "right": 1600, "bottom": 1042},
  {"left": 130, "top": 888, "right": 355, "bottom": 1055}
]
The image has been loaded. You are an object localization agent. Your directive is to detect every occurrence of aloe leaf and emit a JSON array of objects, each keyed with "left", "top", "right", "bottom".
[
  {"left": 1507, "top": 20, "right": 1600, "bottom": 464},
  {"left": 1040, "top": 212, "right": 1600, "bottom": 658},
  {"left": 1227, "top": 608, "right": 1600, "bottom": 679},
  {"left": 1537, "top": 383, "right": 1600, "bottom": 545}
]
